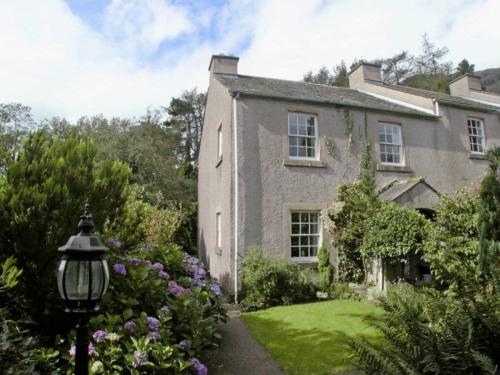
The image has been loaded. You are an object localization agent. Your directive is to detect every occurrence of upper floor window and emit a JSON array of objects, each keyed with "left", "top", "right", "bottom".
[
  {"left": 290, "top": 211, "right": 320, "bottom": 259},
  {"left": 378, "top": 123, "right": 403, "bottom": 165},
  {"left": 217, "top": 124, "right": 223, "bottom": 159},
  {"left": 467, "top": 118, "right": 485, "bottom": 154},
  {"left": 288, "top": 113, "right": 318, "bottom": 160}
]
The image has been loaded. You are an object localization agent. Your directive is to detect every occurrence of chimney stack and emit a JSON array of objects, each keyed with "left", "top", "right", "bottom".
[
  {"left": 348, "top": 62, "right": 382, "bottom": 89},
  {"left": 449, "top": 74, "right": 482, "bottom": 96},
  {"left": 209, "top": 54, "right": 239, "bottom": 75}
]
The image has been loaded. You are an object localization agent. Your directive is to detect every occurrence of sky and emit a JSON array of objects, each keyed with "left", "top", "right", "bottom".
[{"left": 1, "top": 0, "right": 499, "bottom": 121}]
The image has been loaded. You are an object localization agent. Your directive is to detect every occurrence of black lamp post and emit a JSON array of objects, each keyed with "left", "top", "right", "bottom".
[{"left": 57, "top": 204, "right": 109, "bottom": 375}]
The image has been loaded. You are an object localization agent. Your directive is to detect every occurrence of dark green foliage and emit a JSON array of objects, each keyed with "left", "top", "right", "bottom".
[
  {"left": 0, "top": 130, "right": 130, "bottom": 339},
  {"left": 318, "top": 244, "right": 333, "bottom": 290},
  {"left": 478, "top": 148, "right": 500, "bottom": 289},
  {"left": 329, "top": 282, "right": 365, "bottom": 302},
  {"left": 326, "top": 177, "right": 380, "bottom": 282},
  {"left": 361, "top": 202, "right": 430, "bottom": 259},
  {"left": 240, "top": 247, "right": 316, "bottom": 311},
  {"left": 456, "top": 59, "right": 475, "bottom": 75},
  {"left": 422, "top": 188, "right": 481, "bottom": 289},
  {"left": 303, "top": 61, "right": 349, "bottom": 87},
  {"left": 382, "top": 51, "right": 413, "bottom": 84},
  {"left": 342, "top": 285, "right": 500, "bottom": 375}
]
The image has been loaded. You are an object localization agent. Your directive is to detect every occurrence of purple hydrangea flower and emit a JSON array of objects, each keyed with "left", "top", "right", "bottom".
[
  {"left": 146, "top": 316, "right": 160, "bottom": 331},
  {"left": 129, "top": 258, "right": 141, "bottom": 266},
  {"left": 113, "top": 263, "right": 127, "bottom": 276},
  {"left": 168, "top": 281, "right": 187, "bottom": 297},
  {"left": 151, "top": 262, "right": 164, "bottom": 271},
  {"left": 144, "top": 260, "right": 152, "bottom": 266},
  {"left": 124, "top": 321, "right": 137, "bottom": 333},
  {"left": 88, "top": 343, "right": 95, "bottom": 356},
  {"left": 132, "top": 351, "right": 148, "bottom": 368},
  {"left": 191, "top": 358, "right": 208, "bottom": 375},
  {"left": 184, "top": 254, "right": 199, "bottom": 266},
  {"left": 92, "top": 330, "right": 107, "bottom": 343},
  {"left": 191, "top": 278, "right": 206, "bottom": 288},
  {"left": 69, "top": 345, "right": 76, "bottom": 357},
  {"left": 178, "top": 339, "right": 191, "bottom": 351},
  {"left": 193, "top": 266, "right": 206, "bottom": 279},
  {"left": 147, "top": 331, "right": 161, "bottom": 341},
  {"left": 106, "top": 238, "right": 122, "bottom": 249},
  {"left": 210, "top": 282, "right": 222, "bottom": 296},
  {"left": 158, "top": 270, "right": 169, "bottom": 279}
]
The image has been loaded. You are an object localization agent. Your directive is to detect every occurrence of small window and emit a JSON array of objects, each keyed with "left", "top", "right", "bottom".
[
  {"left": 288, "top": 113, "right": 318, "bottom": 160},
  {"left": 378, "top": 123, "right": 403, "bottom": 165},
  {"left": 290, "top": 211, "right": 320, "bottom": 259},
  {"left": 467, "top": 118, "right": 485, "bottom": 154},
  {"left": 217, "top": 124, "right": 223, "bottom": 159},
  {"left": 216, "top": 212, "right": 221, "bottom": 249}
]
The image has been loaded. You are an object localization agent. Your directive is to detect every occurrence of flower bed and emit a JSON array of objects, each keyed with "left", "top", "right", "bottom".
[{"left": 65, "top": 241, "right": 226, "bottom": 374}]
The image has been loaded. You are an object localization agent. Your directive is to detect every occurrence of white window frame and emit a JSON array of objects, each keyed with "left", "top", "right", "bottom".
[
  {"left": 216, "top": 212, "right": 222, "bottom": 250},
  {"left": 290, "top": 211, "right": 321, "bottom": 261},
  {"left": 378, "top": 122, "right": 404, "bottom": 166},
  {"left": 288, "top": 113, "right": 319, "bottom": 160},
  {"left": 217, "top": 124, "right": 223, "bottom": 159},
  {"left": 467, "top": 118, "right": 485, "bottom": 154}
]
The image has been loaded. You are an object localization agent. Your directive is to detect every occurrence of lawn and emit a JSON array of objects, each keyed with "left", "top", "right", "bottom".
[{"left": 241, "top": 300, "right": 382, "bottom": 375}]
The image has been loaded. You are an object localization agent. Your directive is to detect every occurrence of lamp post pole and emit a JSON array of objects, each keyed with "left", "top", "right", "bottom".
[{"left": 75, "top": 317, "right": 90, "bottom": 375}]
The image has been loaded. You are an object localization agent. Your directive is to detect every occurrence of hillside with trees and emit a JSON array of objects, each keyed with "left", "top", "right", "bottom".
[{"left": 304, "top": 34, "right": 500, "bottom": 94}]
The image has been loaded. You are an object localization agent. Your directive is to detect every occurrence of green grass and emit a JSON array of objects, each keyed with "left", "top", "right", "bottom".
[{"left": 241, "top": 300, "right": 382, "bottom": 375}]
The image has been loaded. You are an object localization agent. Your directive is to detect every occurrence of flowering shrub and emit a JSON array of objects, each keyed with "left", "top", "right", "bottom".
[{"left": 64, "top": 242, "right": 225, "bottom": 374}]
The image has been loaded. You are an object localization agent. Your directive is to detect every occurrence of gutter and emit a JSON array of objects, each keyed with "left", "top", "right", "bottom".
[{"left": 232, "top": 92, "right": 240, "bottom": 304}]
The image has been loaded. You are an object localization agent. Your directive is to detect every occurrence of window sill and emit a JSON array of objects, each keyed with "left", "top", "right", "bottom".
[
  {"left": 468, "top": 153, "right": 487, "bottom": 160},
  {"left": 283, "top": 159, "right": 327, "bottom": 168},
  {"left": 292, "top": 257, "right": 318, "bottom": 264},
  {"left": 376, "top": 163, "right": 413, "bottom": 173},
  {"left": 215, "top": 155, "right": 223, "bottom": 168}
]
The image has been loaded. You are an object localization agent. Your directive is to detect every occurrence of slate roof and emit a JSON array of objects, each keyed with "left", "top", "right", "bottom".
[
  {"left": 381, "top": 83, "right": 499, "bottom": 112},
  {"left": 378, "top": 178, "right": 439, "bottom": 202},
  {"left": 214, "top": 73, "right": 437, "bottom": 118}
]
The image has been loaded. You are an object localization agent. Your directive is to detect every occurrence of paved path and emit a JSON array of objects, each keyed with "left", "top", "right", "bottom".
[{"left": 203, "top": 306, "right": 287, "bottom": 375}]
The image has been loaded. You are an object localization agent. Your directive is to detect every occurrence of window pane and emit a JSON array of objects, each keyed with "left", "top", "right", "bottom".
[
  {"left": 301, "top": 224, "right": 309, "bottom": 234},
  {"left": 289, "top": 114, "right": 298, "bottom": 126},
  {"left": 300, "top": 247, "right": 308, "bottom": 257},
  {"left": 310, "top": 246, "right": 318, "bottom": 257},
  {"left": 307, "top": 116, "right": 315, "bottom": 126},
  {"left": 289, "top": 124, "right": 298, "bottom": 135},
  {"left": 289, "top": 136, "right": 298, "bottom": 146},
  {"left": 298, "top": 125, "right": 307, "bottom": 136},
  {"left": 298, "top": 147, "right": 306, "bottom": 157},
  {"left": 307, "top": 147, "right": 315, "bottom": 158},
  {"left": 291, "top": 213, "right": 300, "bottom": 222},
  {"left": 291, "top": 247, "right": 299, "bottom": 257},
  {"left": 301, "top": 213, "right": 309, "bottom": 222},
  {"left": 289, "top": 146, "right": 297, "bottom": 157},
  {"left": 291, "top": 224, "right": 300, "bottom": 234}
]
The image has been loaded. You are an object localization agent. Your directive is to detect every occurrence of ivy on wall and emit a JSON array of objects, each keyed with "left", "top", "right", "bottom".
[
  {"left": 343, "top": 109, "right": 354, "bottom": 152},
  {"left": 324, "top": 136, "right": 336, "bottom": 158}
]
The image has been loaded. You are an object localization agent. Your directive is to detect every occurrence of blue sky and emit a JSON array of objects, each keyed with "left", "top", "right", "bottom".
[{"left": 1, "top": 0, "right": 499, "bottom": 120}]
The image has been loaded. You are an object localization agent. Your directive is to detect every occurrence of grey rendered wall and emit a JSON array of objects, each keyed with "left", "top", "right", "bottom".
[
  {"left": 198, "top": 77, "right": 234, "bottom": 290},
  {"left": 235, "top": 96, "right": 500, "bottom": 264}
]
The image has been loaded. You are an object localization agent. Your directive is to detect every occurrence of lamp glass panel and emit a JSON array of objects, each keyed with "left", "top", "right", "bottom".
[
  {"left": 65, "top": 260, "right": 90, "bottom": 300},
  {"left": 57, "top": 259, "right": 67, "bottom": 299},
  {"left": 90, "top": 260, "right": 106, "bottom": 299}
]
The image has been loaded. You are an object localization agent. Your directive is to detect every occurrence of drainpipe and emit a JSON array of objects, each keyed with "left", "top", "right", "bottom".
[
  {"left": 232, "top": 93, "right": 240, "bottom": 304},
  {"left": 432, "top": 98, "right": 440, "bottom": 116}
]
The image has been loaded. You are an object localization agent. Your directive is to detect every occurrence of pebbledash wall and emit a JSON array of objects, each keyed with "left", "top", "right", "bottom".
[{"left": 198, "top": 55, "right": 500, "bottom": 298}]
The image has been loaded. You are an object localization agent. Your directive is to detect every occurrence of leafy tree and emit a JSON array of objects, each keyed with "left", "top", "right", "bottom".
[
  {"left": 303, "top": 61, "right": 349, "bottom": 87},
  {"left": 478, "top": 147, "right": 500, "bottom": 289},
  {"left": 361, "top": 202, "right": 430, "bottom": 260},
  {"left": 382, "top": 51, "right": 413, "bottom": 84},
  {"left": 165, "top": 88, "right": 206, "bottom": 178},
  {"left": 318, "top": 244, "right": 333, "bottom": 290},
  {"left": 414, "top": 33, "right": 452, "bottom": 76},
  {"left": 422, "top": 188, "right": 480, "bottom": 289},
  {"left": 456, "top": 58, "right": 475, "bottom": 75},
  {"left": 0, "top": 130, "right": 130, "bottom": 339},
  {"left": 0, "top": 103, "right": 35, "bottom": 173}
]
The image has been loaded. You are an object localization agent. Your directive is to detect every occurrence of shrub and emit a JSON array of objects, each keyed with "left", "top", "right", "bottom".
[
  {"left": 342, "top": 284, "right": 500, "bottom": 374},
  {"left": 61, "top": 242, "right": 226, "bottom": 374},
  {"left": 240, "top": 247, "right": 316, "bottom": 311},
  {"left": 329, "top": 283, "right": 365, "bottom": 302},
  {"left": 318, "top": 244, "right": 333, "bottom": 291},
  {"left": 0, "top": 131, "right": 130, "bottom": 339}
]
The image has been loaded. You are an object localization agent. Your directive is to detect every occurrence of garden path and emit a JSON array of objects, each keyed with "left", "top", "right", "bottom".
[{"left": 203, "top": 305, "right": 287, "bottom": 375}]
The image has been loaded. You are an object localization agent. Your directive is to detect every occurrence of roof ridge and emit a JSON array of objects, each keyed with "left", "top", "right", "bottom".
[{"left": 214, "top": 72, "right": 354, "bottom": 92}]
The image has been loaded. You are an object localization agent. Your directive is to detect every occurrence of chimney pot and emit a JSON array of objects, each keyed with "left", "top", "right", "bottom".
[
  {"left": 348, "top": 62, "right": 382, "bottom": 89},
  {"left": 209, "top": 54, "right": 239, "bottom": 75}
]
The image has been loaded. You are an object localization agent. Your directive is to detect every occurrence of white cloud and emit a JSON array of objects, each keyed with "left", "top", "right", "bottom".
[
  {"left": 0, "top": 0, "right": 498, "bottom": 121},
  {"left": 104, "top": 0, "right": 192, "bottom": 56}
]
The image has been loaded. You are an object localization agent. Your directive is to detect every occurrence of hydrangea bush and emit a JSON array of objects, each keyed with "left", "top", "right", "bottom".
[{"left": 65, "top": 241, "right": 225, "bottom": 374}]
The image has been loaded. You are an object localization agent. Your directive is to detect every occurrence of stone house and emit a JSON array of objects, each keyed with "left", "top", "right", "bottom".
[{"left": 198, "top": 55, "right": 500, "bottom": 298}]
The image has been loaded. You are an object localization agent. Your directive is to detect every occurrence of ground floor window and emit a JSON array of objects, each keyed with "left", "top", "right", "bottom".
[{"left": 290, "top": 211, "right": 320, "bottom": 258}]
